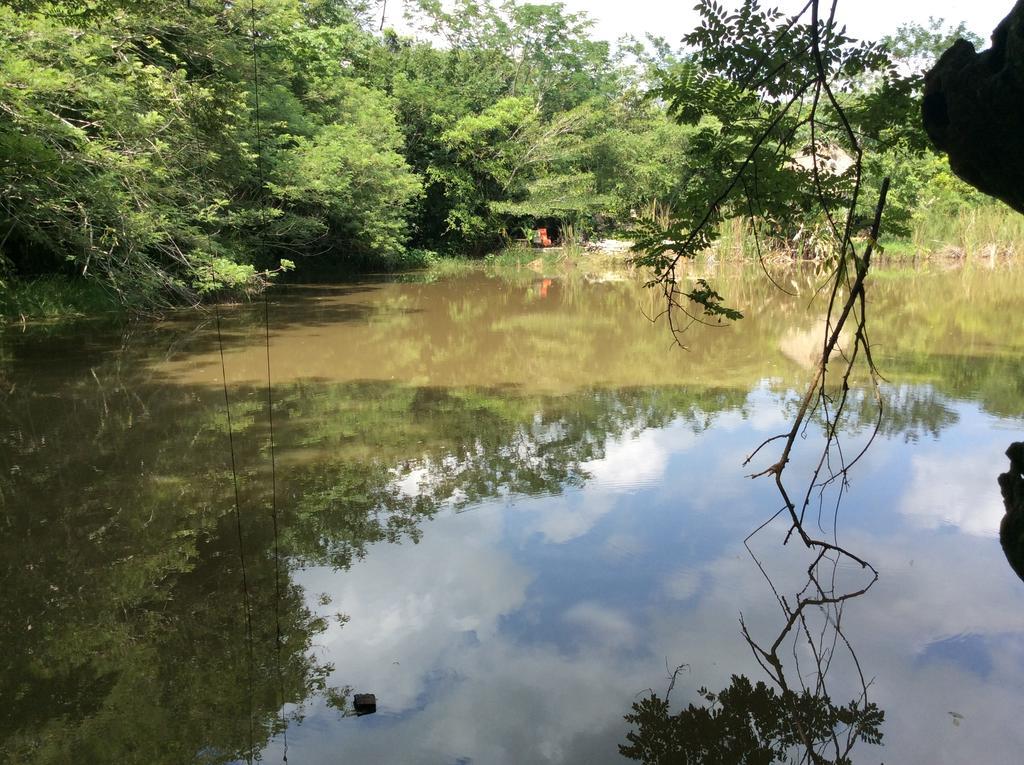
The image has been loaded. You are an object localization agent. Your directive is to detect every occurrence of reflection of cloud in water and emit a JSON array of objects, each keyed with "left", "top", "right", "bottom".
[
  {"left": 294, "top": 636, "right": 644, "bottom": 765},
  {"left": 581, "top": 425, "right": 682, "bottom": 491},
  {"left": 393, "top": 465, "right": 429, "bottom": 499},
  {"left": 712, "top": 381, "right": 791, "bottom": 434},
  {"left": 563, "top": 602, "right": 638, "bottom": 648},
  {"left": 282, "top": 507, "right": 654, "bottom": 764},
  {"left": 901, "top": 452, "right": 1004, "bottom": 536},
  {"left": 519, "top": 493, "right": 617, "bottom": 544},
  {"left": 275, "top": 481, "right": 1024, "bottom": 765},
  {"left": 513, "top": 422, "right": 694, "bottom": 544},
  {"left": 852, "top": 531, "right": 1024, "bottom": 647},
  {"left": 600, "top": 532, "right": 644, "bottom": 561},
  {"left": 270, "top": 400, "right": 1024, "bottom": 764},
  {"left": 652, "top": 525, "right": 1024, "bottom": 764},
  {"left": 296, "top": 508, "right": 530, "bottom": 713}
]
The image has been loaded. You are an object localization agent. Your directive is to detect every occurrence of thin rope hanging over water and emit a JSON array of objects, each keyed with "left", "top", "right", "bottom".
[
  {"left": 249, "top": 0, "right": 266, "bottom": 203},
  {"left": 264, "top": 291, "right": 289, "bottom": 762},
  {"left": 250, "top": 2, "right": 289, "bottom": 760},
  {"left": 215, "top": 304, "right": 257, "bottom": 764}
]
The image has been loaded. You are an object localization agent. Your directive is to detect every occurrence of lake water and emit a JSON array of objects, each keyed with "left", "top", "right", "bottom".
[{"left": 2, "top": 262, "right": 1024, "bottom": 764}]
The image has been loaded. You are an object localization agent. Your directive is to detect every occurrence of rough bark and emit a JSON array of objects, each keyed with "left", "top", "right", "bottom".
[
  {"left": 923, "top": 1, "right": 1024, "bottom": 213},
  {"left": 999, "top": 442, "right": 1024, "bottom": 583}
]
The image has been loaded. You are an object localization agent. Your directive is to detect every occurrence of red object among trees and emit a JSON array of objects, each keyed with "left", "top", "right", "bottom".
[{"left": 536, "top": 227, "right": 552, "bottom": 247}]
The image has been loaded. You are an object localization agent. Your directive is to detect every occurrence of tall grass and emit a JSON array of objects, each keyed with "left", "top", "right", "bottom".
[
  {"left": 697, "top": 204, "right": 1024, "bottom": 261},
  {"left": 713, "top": 217, "right": 760, "bottom": 259},
  {"left": 485, "top": 240, "right": 589, "bottom": 266},
  {"left": 910, "top": 203, "right": 1024, "bottom": 257},
  {"left": 0, "top": 276, "right": 120, "bottom": 320}
]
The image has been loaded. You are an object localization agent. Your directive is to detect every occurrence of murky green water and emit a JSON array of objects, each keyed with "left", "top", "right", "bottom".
[{"left": 2, "top": 263, "right": 1024, "bottom": 764}]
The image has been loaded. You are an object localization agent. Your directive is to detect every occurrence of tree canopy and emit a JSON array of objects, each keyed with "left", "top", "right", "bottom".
[{"left": 0, "top": 0, "right": 1012, "bottom": 311}]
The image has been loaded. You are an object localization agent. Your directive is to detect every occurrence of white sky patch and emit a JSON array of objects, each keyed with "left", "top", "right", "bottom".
[
  {"left": 386, "top": 0, "right": 1010, "bottom": 50},
  {"left": 664, "top": 567, "right": 702, "bottom": 601},
  {"left": 900, "top": 451, "right": 1005, "bottom": 537},
  {"left": 567, "top": 0, "right": 1008, "bottom": 45}
]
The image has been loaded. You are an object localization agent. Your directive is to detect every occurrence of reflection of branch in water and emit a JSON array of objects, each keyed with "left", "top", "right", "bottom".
[
  {"left": 724, "top": 176, "right": 889, "bottom": 765},
  {"left": 703, "top": 172, "right": 891, "bottom": 763},
  {"left": 626, "top": 0, "right": 895, "bottom": 747},
  {"left": 737, "top": 536, "right": 879, "bottom": 763},
  {"left": 621, "top": 185, "right": 891, "bottom": 763}
]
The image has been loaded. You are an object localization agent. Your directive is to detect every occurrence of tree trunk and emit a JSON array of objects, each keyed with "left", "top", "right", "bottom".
[
  {"left": 923, "top": 1, "right": 1024, "bottom": 213},
  {"left": 999, "top": 442, "right": 1024, "bottom": 582}
]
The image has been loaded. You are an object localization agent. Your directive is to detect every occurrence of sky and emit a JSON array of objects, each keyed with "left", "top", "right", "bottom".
[{"left": 387, "top": 0, "right": 1014, "bottom": 47}]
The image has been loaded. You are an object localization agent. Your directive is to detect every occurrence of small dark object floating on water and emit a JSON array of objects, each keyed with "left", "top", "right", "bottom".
[{"left": 353, "top": 693, "right": 377, "bottom": 716}]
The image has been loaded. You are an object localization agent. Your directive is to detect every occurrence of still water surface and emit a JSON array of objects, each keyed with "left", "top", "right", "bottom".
[{"left": 2, "top": 264, "right": 1024, "bottom": 763}]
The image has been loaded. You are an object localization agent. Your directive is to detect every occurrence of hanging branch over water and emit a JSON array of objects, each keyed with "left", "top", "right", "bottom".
[
  {"left": 631, "top": 2, "right": 894, "bottom": 761},
  {"left": 632, "top": 0, "right": 896, "bottom": 338}
]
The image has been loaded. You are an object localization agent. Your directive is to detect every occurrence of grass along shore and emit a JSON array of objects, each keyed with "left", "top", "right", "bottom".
[{"left": 4, "top": 206, "right": 1024, "bottom": 323}]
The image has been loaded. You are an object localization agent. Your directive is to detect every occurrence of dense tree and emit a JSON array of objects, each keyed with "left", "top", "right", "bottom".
[
  {"left": 0, "top": 0, "right": 1017, "bottom": 312},
  {"left": 0, "top": 0, "right": 422, "bottom": 304}
]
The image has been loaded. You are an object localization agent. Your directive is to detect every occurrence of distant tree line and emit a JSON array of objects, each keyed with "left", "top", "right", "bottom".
[{"left": 0, "top": 0, "right": 998, "bottom": 307}]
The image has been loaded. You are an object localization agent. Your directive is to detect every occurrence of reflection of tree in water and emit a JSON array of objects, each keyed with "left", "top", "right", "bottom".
[
  {"left": 621, "top": 674, "right": 882, "bottom": 764},
  {"left": 0, "top": 364, "right": 335, "bottom": 762},
  {"left": 1, "top": 302, "right": 993, "bottom": 762},
  {"left": 275, "top": 382, "right": 750, "bottom": 567},
  {"left": 882, "top": 351, "right": 1024, "bottom": 421},
  {"left": 0, "top": 326, "right": 752, "bottom": 763},
  {"left": 768, "top": 383, "right": 959, "bottom": 443}
]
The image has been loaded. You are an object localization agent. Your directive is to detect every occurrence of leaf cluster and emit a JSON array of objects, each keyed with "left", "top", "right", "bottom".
[{"left": 620, "top": 674, "right": 884, "bottom": 765}]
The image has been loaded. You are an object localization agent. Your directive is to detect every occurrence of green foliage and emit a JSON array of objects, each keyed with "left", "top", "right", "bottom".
[
  {"left": 268, "top": 90, "right": 422, "bottom": 258},
  {"left": 0, "top": 276, "right": 119, "bottom": 319},
  {"left": 883, "top": 16, "right": 984, "bottom": 73},
  {"left": 631, "top": 0, "right": 900, "bottom": 271},
  {"left": 404, "top": 0, "right": 616, "bottom": 115},
  {"left": 623, "top": 3, "right": 1024, "bottom": 322},
  {"left": 620, "top": 675, "right": 884, "bottom": 764},
  {"left": 380, "top": 247, "right": 439, "bottom": 271},
  {"left": 686, "top": 279, "right": 744, "bottom": 322},
  {"left": 0, "top": 0, "right": 1018, "bottom": 314},
  {"left": 0, "top": 0, "right": 418, "bottom": 307}
]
